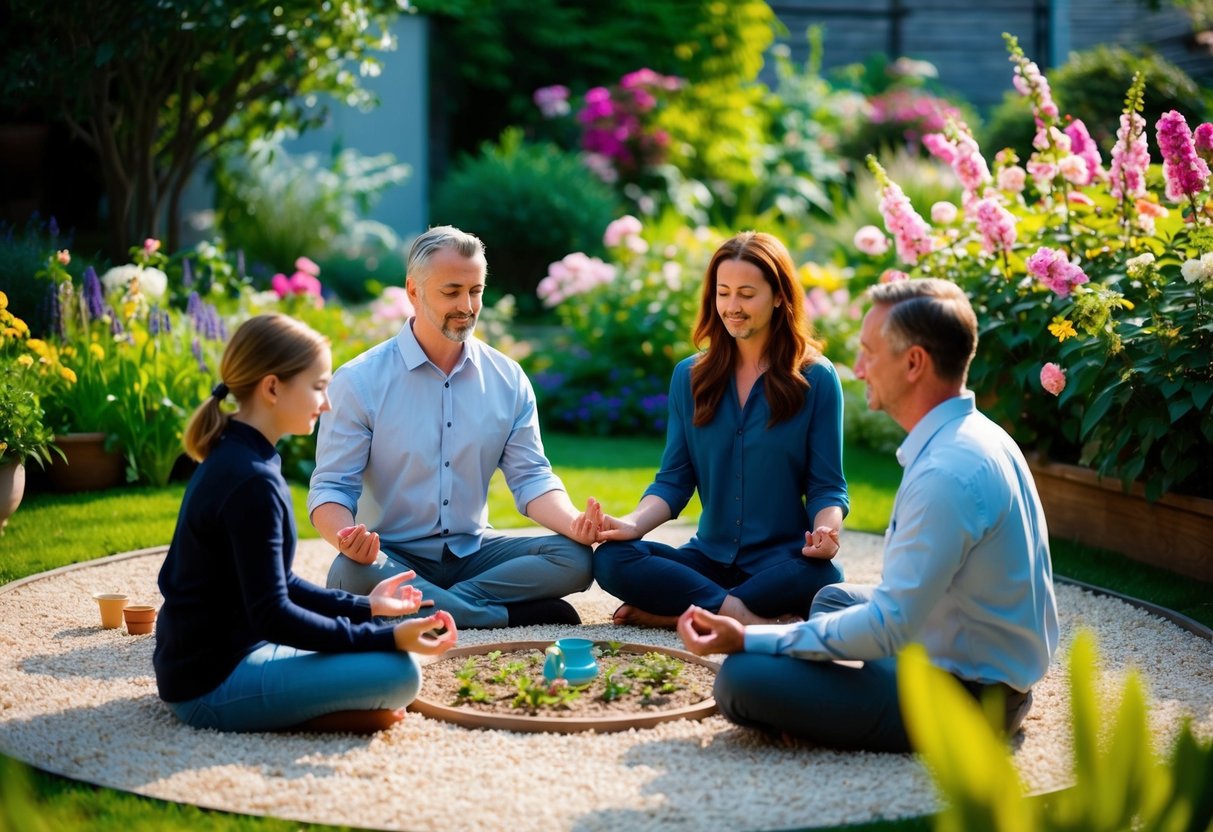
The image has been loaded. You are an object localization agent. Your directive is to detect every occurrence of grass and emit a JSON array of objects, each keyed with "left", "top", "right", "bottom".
[{"left": 1, "top": 433, "right": 1209, "bottom": 832}]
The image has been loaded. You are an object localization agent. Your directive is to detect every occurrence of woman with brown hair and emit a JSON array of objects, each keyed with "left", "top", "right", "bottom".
[{"left": 591, "top": 232, "right": 848, "bottom": 628}]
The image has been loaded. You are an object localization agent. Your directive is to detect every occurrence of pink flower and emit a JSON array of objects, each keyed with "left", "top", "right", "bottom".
[
  {"left": 853, "top": 225, "right": 890, "bottom": 256},
  {"left": 1026, "top": 247, "right": 1089, "bottom": 298},
  {"left": 1040, "top": 363, "right": 1066, "bottom": 396},
  {"left": 930, "top": 201, "right": 959, "bottom": 224},
  {"left": 143, "top": 238, "right": 161, "bottom": 255},
  {"left": 370, "top": 285, "right": 414, "bottom": 323},
  {"left": 974, "top": 197, "right": 1017, "bottom": 254},
  {"left": 1064, "top": 119, "right": 1104, "bottom": 185},
  {"left": 537, "top": 252, "right": 616, "bottom": 307},
  {"left": 271, "top": 273, "right": 290, "bottom": 298},
  {"left": 603, "top": 215, "right": 643, "bottom": 248},
  {"left": 1194, "top": 122, "right": 1213, "bottom": 165},
  {"left": 294, "top": 256, "right": 320, "bottom": 276},
  {"left": 1155, "top": 110, "right": 1210, "bottom": 201},
  {"left": 997, "top": 165, "right": 1027, "bottom": 193},
  {"left": 1058, "top": 154, "right": 1089, "bottom": 186},
  {"left": 533, "top": 85, "right": 570, "bottom": 118},
  {"left": 878, "top": 181, "right": 934, "bottom": 265},
  {"left": 880, "top": 269, "right": 909, "bottom": 283},
  {"left": 1109, "top": 112, "right": 1149, "bottom": 201},
  {"left": 922, "top": 133, "right": 957, "bottom": 165},
  {"left": 56, "top": 249, "right": 71, "bottom": 266}
]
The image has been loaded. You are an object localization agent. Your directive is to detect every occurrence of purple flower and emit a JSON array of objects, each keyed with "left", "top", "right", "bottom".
[
  {"left": 1155, "top": 110, "right": 1210, "bottom": 201},
  {"left": 84, "top": 266, "right": 106, "bottom": 322},
  {"left": 107, "top": 305, "right": 124, "bottom": 337},
  {"left": 181, "top": 258, "right": 194, "bottom": 288},
  {"left": 48, "top": 216, "right": 59, "bottom": 238},
  {"left": 192, "top": 337, "right": 208, "bottom": 373}
]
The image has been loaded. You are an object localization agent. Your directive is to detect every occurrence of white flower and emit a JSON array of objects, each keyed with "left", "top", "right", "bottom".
[
  {"left": 100, "top": 264, "right": 168, "bottom": 299},
  {"left": 1181, "top": 252, "right": 1213, "bottom": 284}
]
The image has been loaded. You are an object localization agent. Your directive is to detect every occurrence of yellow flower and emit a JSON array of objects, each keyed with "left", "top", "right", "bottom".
[
  {"left": 59, "top": 366, "right": 77, "bottom": 383},
  {"left": 16, "top": 354, "right": 33, "bottom": 367},
  {"left": 1048, "top": 319, "right": 1077, "bottom": 342},
  {"left": 26, "top": 338, "right": 49, "bottom": 357},
  {"left": 88, "top": 343, "right": 105, "bottom": 360},
  {"left": 0, "top": 290, "right": 7, "bottom": 310}
]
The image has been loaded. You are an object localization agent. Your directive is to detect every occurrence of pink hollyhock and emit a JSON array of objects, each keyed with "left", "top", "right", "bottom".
[
  {"left": 294, "top": 256, "right": 320, "bottom": 276},
  {"left": 878, "top": 181, "right": 934, "bottom": 265},
  {"left": 1058, "top": 154, "right": 1089, "bottom": 186},
  {"left": 997, "top": 165, "right": 1027, "bottom": 193},
  {"left": 853, "top": 225, "right": 890, "bottom": 256},
  {"left": 1040, "top": 362, "right": 1066, "bottom": 396},
  {"left": 1026, "top": 247, "right": 1089, "bottom": 298},
  {"left": 603, "top": 215, "right": 643, "bottom": 248},
  {"left": 930, "top": 201, "right": 959, "bottom": 224},
  {"left": 921, "top": 132, "right": 957, "bottom": 165},
  {"left": 1063, "top": 119, "right": 1104, "bottom": 185},
  {"left": 974, "top": 197, "right": 1017, "bottom": 254},
  {"left": 1155, "top": 110, "right": 1210, "bottom": 201},
  {"left": 1109, "top": 111, "right": 1150, "bottom": 200},
  {"left": 1195, "top": 122, "right": 1213, "bottom": 165}
]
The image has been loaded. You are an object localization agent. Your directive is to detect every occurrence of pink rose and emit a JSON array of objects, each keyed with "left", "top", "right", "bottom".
[
  {"left": 853, "top": 225, "right": 890, "bottom": 256},
  {"left": 143, "top": 238, "right": 161, "bottom": 255},
  {"left": 1040, "top": 362, "right": 1067, "bottom": 396}
]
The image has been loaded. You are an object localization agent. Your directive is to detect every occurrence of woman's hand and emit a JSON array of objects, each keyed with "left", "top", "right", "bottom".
[
  {"left": 369, "top": 570, "right": 434, "bottom": 617},
  {"left": 393, "top": 610, "right": 458, "bottom": 656},
  {"left": 802, "top": 526, "right": 841, "bottom": 560},
  {"left": 336, "top": 523, "right": 381, "bottom": 565}
]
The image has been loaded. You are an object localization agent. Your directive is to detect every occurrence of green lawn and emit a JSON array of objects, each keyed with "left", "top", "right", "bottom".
[{"left": 1, "top": 433, "right": 1208, "bottom": 832}]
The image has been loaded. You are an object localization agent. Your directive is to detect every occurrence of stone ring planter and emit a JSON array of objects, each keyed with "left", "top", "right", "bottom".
[{"left": 409, "top": 640, "right": 720, "bottom": 733}]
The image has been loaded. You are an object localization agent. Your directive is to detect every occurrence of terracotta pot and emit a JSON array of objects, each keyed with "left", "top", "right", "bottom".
[
  {"left": 123, "top": 605, "right": 158, "bottom": 636},
  {"left": 93, "top": 593, "right": 129, "bottom": 629},
  {"left": 0, "top": 461, "right": 25, "bottom": 533},
  {"left": 43, "top": 433, "right": 125, "bottom": 492},
  {"left": 1028, "top": 457, "right": 1213, "bottom": 582}
]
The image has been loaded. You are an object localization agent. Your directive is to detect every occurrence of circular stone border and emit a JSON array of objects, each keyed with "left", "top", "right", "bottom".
[{"left": 410, "top": 640, "right": 720, "bottom": 733}]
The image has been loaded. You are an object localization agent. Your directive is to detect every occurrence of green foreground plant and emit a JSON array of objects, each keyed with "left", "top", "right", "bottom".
[{"left": 899, "top": 630, "right": 1213, "bottom": 831}]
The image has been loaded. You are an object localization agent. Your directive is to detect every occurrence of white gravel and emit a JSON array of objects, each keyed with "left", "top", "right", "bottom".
[{"left": 0, "top": 527, "right": 1210, "bottom": 831}]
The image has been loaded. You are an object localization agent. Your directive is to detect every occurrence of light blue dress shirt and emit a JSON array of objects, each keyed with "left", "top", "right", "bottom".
[
  {"left": 745, "top": 393, "right": 1059, "bottom": 691},
  {"left": 646, "top": 355, "right": 849, "bottom": 565},
  {"left": 307, "top": 322, "right": 566, "bottom": 561}
]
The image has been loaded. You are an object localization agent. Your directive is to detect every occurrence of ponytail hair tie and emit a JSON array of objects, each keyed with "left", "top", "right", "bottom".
[{"left": 211, "top": 382, "right": 229, "bottom": 400}]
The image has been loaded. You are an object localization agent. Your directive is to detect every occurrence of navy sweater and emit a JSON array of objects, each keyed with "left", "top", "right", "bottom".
[{"left": 153, "top": 420, "right": 397, "bottom": 703}]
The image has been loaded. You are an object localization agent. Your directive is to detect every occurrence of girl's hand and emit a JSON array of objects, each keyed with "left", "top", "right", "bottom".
[
  {"left": 369, "top": 570, "right": 434, "bottom": 617},
  {"left": 394, "top": 610, "right": 458, "bottom": 656}
]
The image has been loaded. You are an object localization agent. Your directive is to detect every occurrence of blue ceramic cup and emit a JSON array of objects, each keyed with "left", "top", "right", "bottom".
[{"left": 542, "top": 637, "right": 598, "bottom": 685}]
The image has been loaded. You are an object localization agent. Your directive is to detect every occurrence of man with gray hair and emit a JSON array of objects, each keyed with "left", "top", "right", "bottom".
[
  {"left": 310, "top": 226, "right": 600, "bottom": 628},
  {"left": 677, "top": 278, "right": 1058, "bottom": 751}
]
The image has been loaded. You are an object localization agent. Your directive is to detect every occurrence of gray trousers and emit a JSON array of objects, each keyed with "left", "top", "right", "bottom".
[
  {"left": 325, "top": 532, "right": 593, "bottom": 628},
  {"left": 713, "top": 583, "right": 1033, "bottom": 752}
]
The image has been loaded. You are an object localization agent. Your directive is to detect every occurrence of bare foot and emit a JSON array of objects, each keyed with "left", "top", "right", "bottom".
[
  {"left": 611, "top": 604, "right": 679, "bottom": 629},
  {"left": 718, "top": 595, "right": 804, "bottom": 626}
]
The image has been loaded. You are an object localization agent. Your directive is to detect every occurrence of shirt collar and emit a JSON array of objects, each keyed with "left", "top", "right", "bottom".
[
  {"left": 224, "top": 418, "right": 278, "bottom": 460},
  {"left": 395, "top": 318, "right": 481, "bottom": 374},
  {"left": 895, "top": 391, "right": 976, "bottom": 469}
]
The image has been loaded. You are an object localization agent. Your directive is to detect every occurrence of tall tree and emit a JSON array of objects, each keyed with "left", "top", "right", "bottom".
[{"left": 3, "top": 0, "right": 407, "bottom": 257}]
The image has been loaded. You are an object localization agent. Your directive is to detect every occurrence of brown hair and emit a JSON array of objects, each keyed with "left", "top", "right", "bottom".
[
  {"left": 690, "top": 231, "right": 822, "bottom": 427},
  {"left": 866, "top": 278, "right": 977, "bottom": 383},
  {"left": 183, "top": 314, "right": 329, "bottom": 461}
]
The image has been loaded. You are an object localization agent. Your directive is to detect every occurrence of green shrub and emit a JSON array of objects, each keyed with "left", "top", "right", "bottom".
[
  {"left": 0, "top": 217, "right": 76, "bottom": 337},
  {"left": 430, "top": 129, "right": 620, "bottom": 317},
  {"left": 981, "top": 45, "right": 1207, "bottom": 162}
]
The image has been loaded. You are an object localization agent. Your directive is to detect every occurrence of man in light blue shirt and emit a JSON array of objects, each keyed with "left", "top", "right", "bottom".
[
  {"left": 310, "top": 226, "right": 599, "bottom": 629},
  {"left": 678, "top": 278, "right": 1058, "bottom": 752}
]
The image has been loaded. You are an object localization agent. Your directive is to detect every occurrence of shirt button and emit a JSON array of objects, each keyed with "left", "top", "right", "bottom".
[
  {"left": 442, "top": 529, "right": 449, "bottom": 535},
  {"left": 443, "top": 499, "right": 449, "bottom": 506},
  {"left": 447, "top": 421, "right": 452, "bottom": 427},
  {"left": 735, "top": 519, "right": 741, "bottom": 526},
  {"left": 444, "top": 461, "right": 450, "bottom": 467},
  {"left": 444, "top": 382, "right": 450, "bottom": 388}
]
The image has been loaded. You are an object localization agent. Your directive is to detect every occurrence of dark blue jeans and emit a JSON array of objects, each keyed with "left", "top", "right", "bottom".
[{"left": 593, "top": 538, "right": 843, "bottom": 619}]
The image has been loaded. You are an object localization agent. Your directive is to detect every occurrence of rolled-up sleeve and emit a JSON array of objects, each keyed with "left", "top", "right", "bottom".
[
  {"left": 499, "top": 373, "right": 565, "bottom": 515},
  {"left": 308, "top": 368, "right": 372, "bottom": 518}
]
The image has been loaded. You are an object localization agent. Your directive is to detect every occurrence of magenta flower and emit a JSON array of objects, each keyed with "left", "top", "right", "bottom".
[
  {"left": 1026, "top": 247, "right": 1089, "bottom": 298},
  {"left": 294, "top": 256, "right": 320, "bottom": 277},
  {"left": 1194, "top": 122, "right": 1213, "bottom": 165},
  {"left": 922, "top": 133, "right": 957, "bottom": 165},
  {"left": 1109, "top": 111, "right": 1149, "bottom": 201},
  {"left": 1063, "top": 119, "right": 1104, "bottom": 185},
  {"left": 974, "top": 198, "right": 1018, "bottom": 254},
  {"left": 1155, "top": 110, "right": 1210, "bottom": 201},
  {"left": 1040, "top": 362, "right": 1066, "bottom": 396}
]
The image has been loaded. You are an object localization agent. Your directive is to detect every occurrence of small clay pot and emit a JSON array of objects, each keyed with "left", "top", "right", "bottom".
[
  {"left": 123, "top": 604, "right": 157, "bottom": 635},
  {"left": 93, "top": 593, "right": 129, "bottom": 629}
]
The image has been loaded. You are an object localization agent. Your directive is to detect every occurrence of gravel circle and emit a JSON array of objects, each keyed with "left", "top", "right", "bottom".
[{"left": 1, "top": 528, "right": 1210, "bottom": 832}]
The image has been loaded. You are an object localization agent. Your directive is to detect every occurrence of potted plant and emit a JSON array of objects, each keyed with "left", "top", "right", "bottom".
[
  {"left": 0, "top": 292, "right": 60, "bottom": 530},
  {"left": 858, "top": 33, "right": 1213, "bottom": 580}
]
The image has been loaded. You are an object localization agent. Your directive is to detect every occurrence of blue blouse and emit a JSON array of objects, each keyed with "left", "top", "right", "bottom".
[{"left": 646, "top": 355, "right": 849, "bottom": 565}]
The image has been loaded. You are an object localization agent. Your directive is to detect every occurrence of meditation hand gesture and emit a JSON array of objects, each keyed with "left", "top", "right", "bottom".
[
  {"left": 369, "top": 570, "right": 434, "bottom": 617},
  {"left": 394, "top": 610, "right": 458, "bottom": 656},
  {"left": 802, "top": 526, "right": 841, "bottom": 560},
  {"left": 568, "top": 497, "right": 606, "bottom": 546},
  {"left": 336, "top": 523, "right": 381, "bottom": 565},
  {"left": 677, "top": 605, "right": 745, "bottom": 656}
]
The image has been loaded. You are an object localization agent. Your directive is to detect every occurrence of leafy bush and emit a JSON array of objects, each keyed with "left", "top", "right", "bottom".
[
  {"left": 430, "top": 129, "right": 620, "bottom": 316},
  {"left": 0, "top": 217, "right": 76, "bottom": 336},
  {"left": 982, "top": 44, "right": 1207, "bottom": 162}
]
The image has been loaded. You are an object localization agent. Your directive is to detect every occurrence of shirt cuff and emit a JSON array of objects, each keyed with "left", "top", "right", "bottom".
[
  {"left": 306, "top": 488, "right": 359, "bottom": 518},
  {"left": 514, "top": 477, "right": 566, "bottom": 515},
  {"left": 744, "top": 625, "right": 793, "bottom": 655}
]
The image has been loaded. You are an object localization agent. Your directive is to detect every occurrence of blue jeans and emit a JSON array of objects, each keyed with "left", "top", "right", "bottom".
[
  {"left": 326, "top": 532, "right": 593, "bottom": 628},
  {"left": 166, "top": 642, "right": 421, "bottom": 733},
  {"left": 593, "top": 539, "right": 843, "bottom": 619}
]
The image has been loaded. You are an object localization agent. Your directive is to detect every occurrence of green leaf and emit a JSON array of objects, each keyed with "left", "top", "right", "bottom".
[
  {"left": 1168, "top": 396, "right": 1194, "bottom": 423},
  {"left": 1081, "top": 382, "right": 1120, "bottom": 440},
  {"left": 1191, "top": 383, "right": 1213, "bottom": 412}
]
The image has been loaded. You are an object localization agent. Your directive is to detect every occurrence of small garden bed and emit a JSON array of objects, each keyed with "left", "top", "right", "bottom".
[{"left": 410, "top": 640, "right": 720, "bottom": 733}]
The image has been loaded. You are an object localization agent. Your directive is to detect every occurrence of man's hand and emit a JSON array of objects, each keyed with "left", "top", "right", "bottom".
[
  {"left": 393, "top": 610, "right": 458, "bottom": 656},
  {"left": 368, "top": 570, "right": 434, "bottom": 617},
  {"left": 677, "top": 605, "right": 745, "bottom": 656},
  {"left": 802, "top": 526, "right": 840, "bottom": 560},
  {"left": 568, "top": 497, "right": 605, "bottom": 546},
  {"left": 336, "top": 523, "right": 381, "bottom": 565}
]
